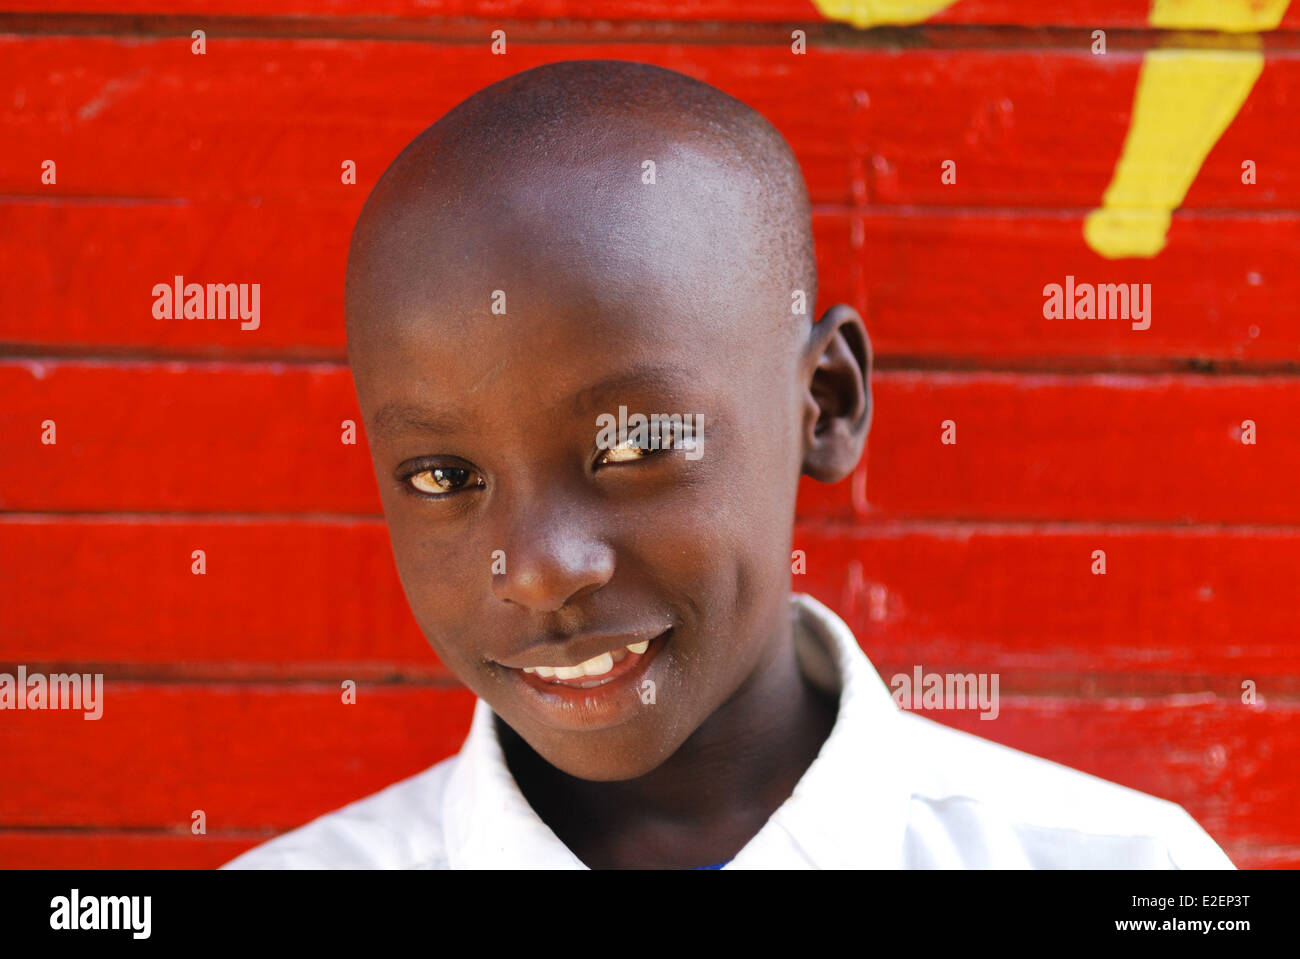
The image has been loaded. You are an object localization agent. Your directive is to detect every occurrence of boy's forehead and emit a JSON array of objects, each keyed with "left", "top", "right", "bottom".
[
  {"left": 348, "top": 163, "right": 794, "bottom": 434},
  {"left": 353, "top": 213, "right": 748, "bottom": 412},
  {"left": 349, "top": 136, "right": 770, "bottom": 345}
]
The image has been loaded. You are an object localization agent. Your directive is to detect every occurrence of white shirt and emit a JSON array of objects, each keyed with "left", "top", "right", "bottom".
[{"left": 222, "top": 592, "right": 1234, "bottom": 869}]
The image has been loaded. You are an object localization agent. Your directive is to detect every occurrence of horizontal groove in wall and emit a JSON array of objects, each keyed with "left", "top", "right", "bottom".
[{"left": 2, "top": 15, "right": 1300, "bottom": 52}]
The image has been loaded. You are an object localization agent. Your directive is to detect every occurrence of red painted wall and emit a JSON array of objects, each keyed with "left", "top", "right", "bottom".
[{"left": 2, "top": 1, "right": 1297, "bottom": 868}]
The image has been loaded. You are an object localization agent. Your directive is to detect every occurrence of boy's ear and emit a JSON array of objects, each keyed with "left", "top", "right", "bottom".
[{"left": 800, "top": 303, "right": 872, "bottom": 483}]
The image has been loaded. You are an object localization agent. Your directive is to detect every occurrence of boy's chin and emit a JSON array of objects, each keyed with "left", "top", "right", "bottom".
[{"left": 500, "top": 714, "right": 688, "bottom": 782}]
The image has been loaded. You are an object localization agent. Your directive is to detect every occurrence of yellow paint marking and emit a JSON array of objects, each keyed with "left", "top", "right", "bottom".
[
  {"left": 1084, "top": 50, "right": 1264, "bottom": 258},
  {"left": 811, "top": 0, "right": 959, "bottom": 28},
  {"left": 1085, "top": 0, "right": 1291, "bottom": 258},
  {"left": 812, "top": 0, "right": 1291, "bottom": 259},
  {"left": 1150, "top": 0, "right": 1290, "bottom": 32}
]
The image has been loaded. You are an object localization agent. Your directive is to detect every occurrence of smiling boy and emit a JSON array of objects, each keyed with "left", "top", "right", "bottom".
[{"left": 223, "top": 60, "right": 1233, "bottom": 870}]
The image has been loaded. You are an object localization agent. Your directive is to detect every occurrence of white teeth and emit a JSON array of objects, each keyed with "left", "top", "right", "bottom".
[{"left": 520, "top": 640, "right": 654, "bottom": 680}]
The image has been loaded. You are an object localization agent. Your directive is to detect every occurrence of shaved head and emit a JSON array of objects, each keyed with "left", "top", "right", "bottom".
[{"left": 345, "top": 59, "right": 816, "bottom": 347}]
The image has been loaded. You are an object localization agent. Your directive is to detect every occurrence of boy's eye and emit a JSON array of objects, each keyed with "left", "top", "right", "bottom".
[
  {"left": 407, "top": 466, "right": 484, "bottom": 496},
  {"left": 598, "top": 438, "right": 653, "bottom": 465},
  {"left": 596, "top": 422, "right": 697, "bottom": 466}
]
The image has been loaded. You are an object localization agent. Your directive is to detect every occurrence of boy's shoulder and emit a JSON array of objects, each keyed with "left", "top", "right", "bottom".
[
  {"left": 890, "top": 708, "right": 1234, "bottom": 868},
  {"left": 788, "top": 591, "right": 1234, "bottom": 869},
  {"left": 220, "top": 753, "right": 461, "bottom": 870}
]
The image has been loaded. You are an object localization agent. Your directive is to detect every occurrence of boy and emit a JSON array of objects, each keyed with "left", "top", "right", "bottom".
[{"left": 224, "top": 60, "right": 1233, "bottom": 869}]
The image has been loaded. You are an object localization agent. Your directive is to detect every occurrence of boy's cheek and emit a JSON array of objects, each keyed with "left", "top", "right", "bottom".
[
  {"left": 408, "top": 608, "right": 490, "bottom": 679},
  {"left": 383, "top": 539, "right": 484, "bottom": 657}
]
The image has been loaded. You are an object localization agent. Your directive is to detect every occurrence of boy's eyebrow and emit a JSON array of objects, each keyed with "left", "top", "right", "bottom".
[
  {"left": 567, "top": 364, "right": 696, "bottom": 416},
  {"left": 370, "top": 402, "right": 467, "bottom": 440},
  {"left": 370, "top": 365, "right": 698, "bottom": 441}
]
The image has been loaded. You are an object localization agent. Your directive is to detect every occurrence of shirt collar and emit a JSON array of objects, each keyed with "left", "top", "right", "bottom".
[{"left": 442, "top": 592, "right": 910, "bottom": 868}]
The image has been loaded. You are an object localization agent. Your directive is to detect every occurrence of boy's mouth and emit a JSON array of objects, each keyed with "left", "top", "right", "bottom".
[{"left": 495, "top": 627, "right": 671, "bottom": 730}]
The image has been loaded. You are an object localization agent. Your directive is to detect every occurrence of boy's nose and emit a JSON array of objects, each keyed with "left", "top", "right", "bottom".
[{"left": 490, "top": 500, "right": 615, "bottom": 612}]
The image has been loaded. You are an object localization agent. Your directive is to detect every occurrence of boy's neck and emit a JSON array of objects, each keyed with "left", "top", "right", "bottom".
[{"left": 496, "top": 608, "right": 839, "bottom": 869}]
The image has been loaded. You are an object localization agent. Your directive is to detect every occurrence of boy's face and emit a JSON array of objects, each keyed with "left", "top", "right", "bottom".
[{"left": 349, "top": 137, "right": 842, "bottom": 781}]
